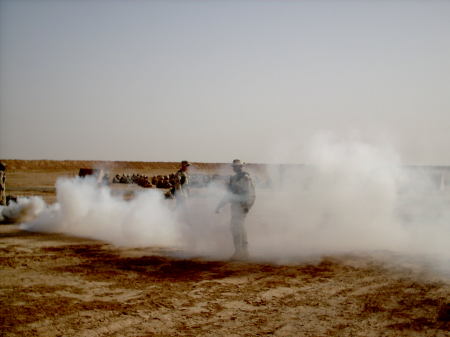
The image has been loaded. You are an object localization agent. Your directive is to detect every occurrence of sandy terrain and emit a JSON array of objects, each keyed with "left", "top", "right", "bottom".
[{"left": 1, "top": 160, "right": 449, "bottom": 337}]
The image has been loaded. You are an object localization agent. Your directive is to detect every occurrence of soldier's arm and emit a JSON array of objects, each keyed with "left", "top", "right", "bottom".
[{"left": 241, "top": 174, "right": 252, "bottom": 194}]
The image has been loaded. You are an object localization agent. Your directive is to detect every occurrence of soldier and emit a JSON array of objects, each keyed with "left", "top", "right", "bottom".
[
  {"left": 0, "top": 162, "right": 6, "bottom": 206},
  {"left": 216, "top": 159, "right": 256, "bottom": 260},
  {"left": 173, "top": 160, "right": 190, "bottom": 203}
]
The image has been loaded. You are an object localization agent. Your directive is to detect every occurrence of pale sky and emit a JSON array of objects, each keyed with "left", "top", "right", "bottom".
[{"left": 1, "top": 0, "right": 449, "bottom": 165}]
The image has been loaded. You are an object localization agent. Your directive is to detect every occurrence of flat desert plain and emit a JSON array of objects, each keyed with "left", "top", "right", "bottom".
[{"left": 0, "top": 160, "right": 449, "bottom": 337}]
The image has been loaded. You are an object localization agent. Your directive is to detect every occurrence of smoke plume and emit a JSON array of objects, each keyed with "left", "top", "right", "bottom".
[
  {"left": 1, "top": 197, "right": 46, "bottom": 223},
  {"left": 15, "top": 135, "right": 450, "bottom": 272}
]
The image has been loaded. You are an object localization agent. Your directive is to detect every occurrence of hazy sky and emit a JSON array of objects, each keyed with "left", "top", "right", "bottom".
[{"left": 1, "top": 0, "right": 449, "bottom": 164}]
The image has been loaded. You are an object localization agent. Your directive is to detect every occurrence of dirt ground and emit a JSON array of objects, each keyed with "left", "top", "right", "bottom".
[{"left": 1, "top": 160, "right": 449, "bottom": 337}]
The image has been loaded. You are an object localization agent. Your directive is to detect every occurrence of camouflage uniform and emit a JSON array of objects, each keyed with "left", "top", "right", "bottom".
[
  {"left": 173, "top": 161, "right": 190, "bottom": 207},
  {"left": 216, "top": 160, "right": 255, "bottom": 259},
  {"left": 0, "top": 163, "right": 6, "bottom": 206},
  {"left": 175, "top": 170, "right": 189, "bottom": 197}
]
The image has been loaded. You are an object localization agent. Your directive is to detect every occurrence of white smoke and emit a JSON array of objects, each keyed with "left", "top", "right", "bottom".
[
  {"left": 21, "top": 177, "right": 182, "bottom": 248},
  {"left": 1, "top": 196, "right": 46, "bottom": 223},
  {"left": 247, "top": 134, "right": 450, "bottom": 272},
  {"left": 16, "top": 134, "right": 450, "bottom": 272},
  {"left": 249, "top": 135, "right": 407, "bottom": 257}
]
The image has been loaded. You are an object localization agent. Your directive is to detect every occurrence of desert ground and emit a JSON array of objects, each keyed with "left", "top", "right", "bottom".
[{"left": 1, "top": 160, "right": 449, "bottom": 337}]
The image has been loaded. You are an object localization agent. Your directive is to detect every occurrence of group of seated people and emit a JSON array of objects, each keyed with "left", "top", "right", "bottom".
[
  {"left": 111, "top": 173, "right": 183, "bottom": 189},
  {"left": 112, "top": 173, "right": 152, "bottom": 188},
  {"left": 152, "top": 174, "right": 181, "bottom": 189},
  {"left": 111, "top": 172, "right": 267, "bottom": 190}
]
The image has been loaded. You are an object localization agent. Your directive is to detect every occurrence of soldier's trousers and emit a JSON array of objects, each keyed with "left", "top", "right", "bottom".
[{"left": 230, "top": 202, "right": 249, "bottom": 255}]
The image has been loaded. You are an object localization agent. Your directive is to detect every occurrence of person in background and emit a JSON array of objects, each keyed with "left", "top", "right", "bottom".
[
  {"left": 0, "top": 162, "right": 6, "bottom": 206},
  {"left": 173, "top": 160, "right": 191, "bottom": 206}
]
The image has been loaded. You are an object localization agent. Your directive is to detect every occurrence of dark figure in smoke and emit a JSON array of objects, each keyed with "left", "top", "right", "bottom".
[
  {"left": 216, "top": 159, "right": 256, "bottom": 260},
  {"left": 172, "top": 160, "right": 190, "bottom": 207},
  {"left": 0, "top": 162, "right": 6, "bottom": 206}
]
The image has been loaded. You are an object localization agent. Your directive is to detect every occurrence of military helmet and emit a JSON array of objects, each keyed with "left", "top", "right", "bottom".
[
  {"left": 181, "top": 160, "right": 190, "bottom": 167},
  {"left": 231, "top": 159, "right": 244, "bottom": 167}
]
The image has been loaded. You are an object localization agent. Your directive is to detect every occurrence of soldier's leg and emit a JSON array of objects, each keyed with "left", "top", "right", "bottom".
[{"left": 230, "top": 203, "right": 248, "bottom": 258}]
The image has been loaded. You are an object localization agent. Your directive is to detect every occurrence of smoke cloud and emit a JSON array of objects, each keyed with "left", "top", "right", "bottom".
[
  {"left": 20, "top": 177, "right": 181, "bottom": 247},
  {"left": 14, "top": 134, "right": 450, "bottom": 272},
  {"left": 248, "top": 134, "right": 450, "bottom": 273},
  {"left": 1, "top": 196, "right": 46, "bottom": 223}
]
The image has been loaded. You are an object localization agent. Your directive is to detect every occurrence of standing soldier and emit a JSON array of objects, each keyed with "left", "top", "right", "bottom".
[
  {"left": 0, "top": 162, "right": 6, "bottom": 206},
  {"left": 216, "top": 159, "right": 256, "bottom": 260},
  {"left": 173, "top": 160, "right": 190, "bottom": 206}
]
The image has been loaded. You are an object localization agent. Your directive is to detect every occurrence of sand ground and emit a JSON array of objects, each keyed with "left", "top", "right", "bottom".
[{"left": 0, "top": 160, "right": 449, "bottom": 337}]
